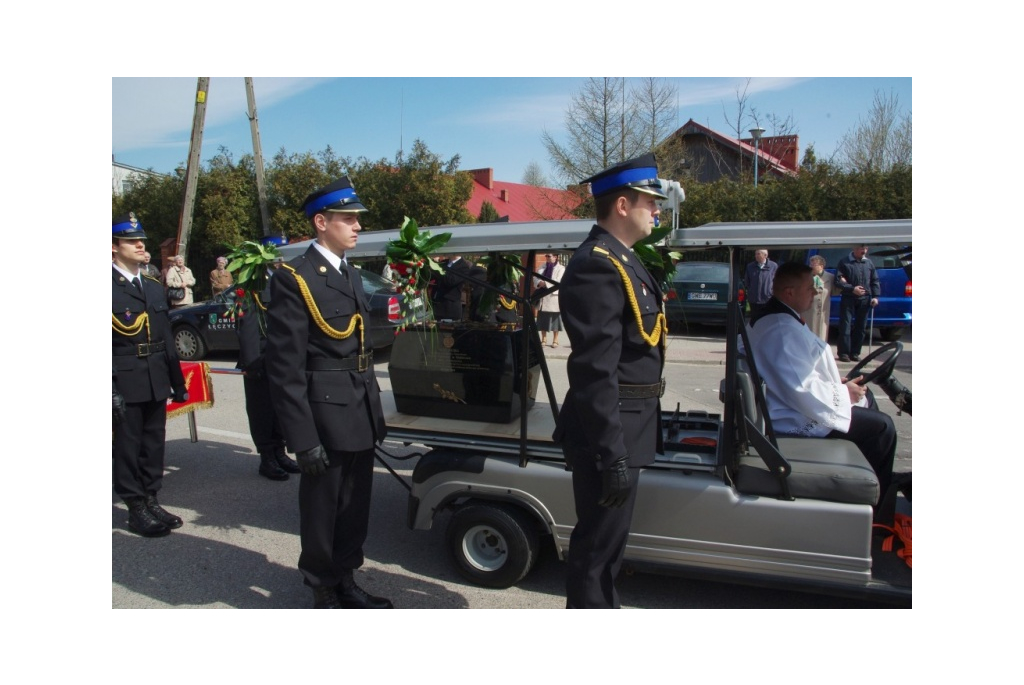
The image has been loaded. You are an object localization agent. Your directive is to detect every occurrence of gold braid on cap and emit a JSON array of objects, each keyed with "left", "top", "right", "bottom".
[
  {"left": 593, "top": 246, "right": 667, "bottom": 350},
  {"left": 279, "top": 264, "right": 364, "bottom": 354},
  {"left": 111, "top": 312, "right": 150, "bottom": 342}
]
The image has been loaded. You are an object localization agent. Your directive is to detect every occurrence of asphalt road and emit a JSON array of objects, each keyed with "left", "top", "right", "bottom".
[{"left": 112, "top": 327, "right": 911, "bottom": 609}]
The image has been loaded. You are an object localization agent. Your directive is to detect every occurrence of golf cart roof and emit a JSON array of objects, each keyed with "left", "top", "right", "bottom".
[
  {"left": 667, "top": 219, "right": 912, "bottom": 250},
  {"left": 277, "top": 218, "right": 912, "bottom": 262},
  {"left": 276, "top": 219, "right": 598, "bottom": 261}
]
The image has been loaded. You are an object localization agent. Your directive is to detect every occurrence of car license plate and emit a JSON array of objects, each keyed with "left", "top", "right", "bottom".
[{"left": 687, "top": 292, "right": 718, "bottom": 301}]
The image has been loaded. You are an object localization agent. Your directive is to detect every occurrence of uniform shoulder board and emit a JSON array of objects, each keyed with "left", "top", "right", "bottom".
[{"left": 592, "top": 246, "right": 610, "bottom": 256}]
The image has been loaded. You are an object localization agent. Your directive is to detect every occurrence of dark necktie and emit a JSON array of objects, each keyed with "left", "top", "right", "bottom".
[{"left": 132, "top": 277, "right": 143, "bottom": 291}]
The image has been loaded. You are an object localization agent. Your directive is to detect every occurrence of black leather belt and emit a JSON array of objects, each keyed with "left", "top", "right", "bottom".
[
  {"left": 307, "top": 352, "right": 373, "bottom": 372},
  {"left": 619, "top": 379, "right": 665, "bottom": 399},
  {"left": 113, "top": 341, "right": 166, "bottom": 358}
]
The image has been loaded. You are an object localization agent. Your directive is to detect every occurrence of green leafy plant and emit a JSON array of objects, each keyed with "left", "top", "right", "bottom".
[
  {"left": 633, "top": 224, "right": 680, "bottom": 292},
  {"left": 224, "top": 240, "right": 282, "bottom": 333},
  {"left": 385, "top": 217, "right": 451, "bottom": 329}
]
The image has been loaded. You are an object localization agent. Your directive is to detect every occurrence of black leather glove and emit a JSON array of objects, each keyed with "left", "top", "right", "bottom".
[
  {"left": 296, "top": 445, "right": 329, "bottom": 476},
  {"left": 172, "top": 387, "right": 188, "bottom": 403},
  {"left": 597, "top": 456, "right": 631, "bottom": 508},
  {"left": 113, "top": 385, "right": 127, "bottom": 427}
]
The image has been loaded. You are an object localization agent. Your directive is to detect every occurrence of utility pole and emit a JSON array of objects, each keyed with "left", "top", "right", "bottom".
[
  {"left": 175, "top": 77, "right": 209, "bottom": 258},
  {"left": 245, "top": 77, "right": 273, "bottom": 238}
]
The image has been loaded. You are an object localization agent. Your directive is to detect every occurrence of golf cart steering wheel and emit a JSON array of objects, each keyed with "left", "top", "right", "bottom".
[{"left": 847, "top": 341, "right": 903, "bottom": 385}]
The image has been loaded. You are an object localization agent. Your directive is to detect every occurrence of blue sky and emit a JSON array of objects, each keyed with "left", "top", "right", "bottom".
[{"left": 112, "top": 77, "right": 911, "bottom": 184}]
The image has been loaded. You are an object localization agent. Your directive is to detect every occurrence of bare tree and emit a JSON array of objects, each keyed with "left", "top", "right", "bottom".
[
  {"left": 542, "top": 77, "right": 649, "bottom": 187},
  {"left": 521, "top": 161, "right": 550, "bottom": 187},
  {"left": 838, "top": 89, "right": 912, "bottom": 172},
  {"left": 632, "top": 77, "right": 678, "bottom": 151},
  {"left": 722, "top": 78, "right": 753, "bottom": 141}
]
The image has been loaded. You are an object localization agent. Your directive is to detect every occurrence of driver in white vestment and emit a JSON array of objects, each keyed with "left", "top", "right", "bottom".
[{"left": 742, "top": 261, "right": 896, "bottom": 501}]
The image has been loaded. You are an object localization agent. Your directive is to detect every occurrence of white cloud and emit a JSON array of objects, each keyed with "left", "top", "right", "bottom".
[
  {"left": 112, "top": 77, "right": 330, "bottom": 154},
  {"left": 448, "top": 93, "right": 570, "bottom": 129}
]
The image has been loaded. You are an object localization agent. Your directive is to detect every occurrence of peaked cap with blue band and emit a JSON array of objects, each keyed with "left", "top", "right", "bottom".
[
  {"left": 302, "top": 176, "right": 368, "bottom": 217},
  {"left": 582, "top": 153, "right": 667, "bottom": 200},
  {"left": 113, "top": 211, "right": 148, "bottom": 240}
]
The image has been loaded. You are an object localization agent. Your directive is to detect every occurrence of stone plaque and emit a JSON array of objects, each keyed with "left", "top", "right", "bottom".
[{"left": 388, "top": 324, "right": 541, "bottom": 423}]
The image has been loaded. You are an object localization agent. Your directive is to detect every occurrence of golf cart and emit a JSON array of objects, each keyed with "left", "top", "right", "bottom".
[{"left": 284, "top": 217, "right": 912, "bottom": 604}]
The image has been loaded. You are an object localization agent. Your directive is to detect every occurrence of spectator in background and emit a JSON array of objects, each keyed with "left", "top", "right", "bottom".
[
  {"left": 141, "top": 251, "right": 161, "bottom": 279},
  {"left": 743, "top": 249, "right": 777, "bottom": 320},
  {"left": 800, "top": 254, "right": 835, "bottom": 343},
  {"left": 210, "top": 256, "right": 234, "bottom": 296},
  {"left": 534, "top": 253, "right": 565, "bottom": 347},
  {"left": 836, "top": 245, "right": 880, "bottom": 362},
  {"left": 165, "top": 255, "right": 196, "bottom": 307}
]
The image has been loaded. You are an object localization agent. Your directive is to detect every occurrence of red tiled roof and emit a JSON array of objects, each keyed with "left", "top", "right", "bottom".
[{"left": 465, "top": 168, "right": 583, "bottom": 222}]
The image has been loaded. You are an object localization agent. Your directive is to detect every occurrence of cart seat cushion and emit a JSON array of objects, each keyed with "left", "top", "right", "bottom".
[{"left": 736, "top": 436, "right": 879, "bottom": 506}]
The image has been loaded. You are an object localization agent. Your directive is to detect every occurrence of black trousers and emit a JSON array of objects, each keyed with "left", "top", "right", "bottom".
[
  {"left": 297, "top": 448, "right": 375, "bottom": 588},
  {"left": 565, "top": 457, "right": 641, "bottom": 609},
  {"left": 112, "top": 400, "right": 168, "bottom": 500},
  {"left": 828, "top": 401, "right": 896, "bottom": 499},
  {"left": 242, "top": 374, "right": 285, "bottom": 453},
  {"left": 838, "top": 296, "right": 871, "bottom": 357}
]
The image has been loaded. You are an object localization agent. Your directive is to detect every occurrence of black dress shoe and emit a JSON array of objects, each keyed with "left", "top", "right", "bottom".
[
  {"left": 838, "top": 355, "right": 850, "bottom": 362},
  {"left": 259, "top": 451, "right": 289, "bottom": 481},
  {"left": 145, "top": 494, "right": 183, "bottom": 529},
  {"left": 336, "top": 583, "right": 394, "bottom": 609},
  {"left": 126, "top": 498, "right": 170, "bottom": 537},
  {"left": 312, "top": 585, "right": 342, "bottom": 609},
  {"left": 274, "top": 446, "right": 301, "bottom": 474},
  {"left": 849, "top": 354, "right": 861, "bottom": 362}
]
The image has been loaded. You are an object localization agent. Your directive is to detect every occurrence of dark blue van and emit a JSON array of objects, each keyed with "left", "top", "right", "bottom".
[{"left": 809, "top": 246, "right": 911, "bottom": 341}]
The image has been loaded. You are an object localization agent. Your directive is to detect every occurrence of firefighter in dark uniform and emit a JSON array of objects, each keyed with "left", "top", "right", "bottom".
[
  {"left": 112, "top": 212, "right": 188, "bottom": 537},
  {"left": 265, "top": 177, "right": 393, "bottom": 609},
  {"left": 553, "top": 154, "right": 668, "bottom": 608},
  {"left": 431, "top": 255, "right": 473, "bottom": 321},
  {"left": 235, "top": 236, "right": 300, "bottom": 481}
]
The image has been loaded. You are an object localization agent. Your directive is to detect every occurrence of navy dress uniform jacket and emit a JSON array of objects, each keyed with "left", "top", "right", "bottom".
[
  {"left": 112, "top": 268, "right": 185, "bottom": 402},
  {"left": 265, "top": 246, "right": 387, "bottom": 455},
  {"left": 431, "top": 258, "right": 472, "bottom": 321},
  {"left": 236, "top": 285, "right": 269, "bottom": 374},
  {"left": 553, "top": 226, "right": 665, "bottom": 469}
]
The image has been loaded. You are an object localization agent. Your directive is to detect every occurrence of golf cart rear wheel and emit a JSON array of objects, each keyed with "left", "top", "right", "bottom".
[{"left": 446, "top": 502, "right": 539, "bottom": 589}]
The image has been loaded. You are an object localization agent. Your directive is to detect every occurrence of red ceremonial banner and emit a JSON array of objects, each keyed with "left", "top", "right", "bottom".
[{"left": 167, "top": 361, "right": 215, "bottom": 418}]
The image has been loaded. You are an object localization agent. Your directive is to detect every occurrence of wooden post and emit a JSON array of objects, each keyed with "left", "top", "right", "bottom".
[{"left": 175, "top": 77, "right": 209, "bottom": 258}]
